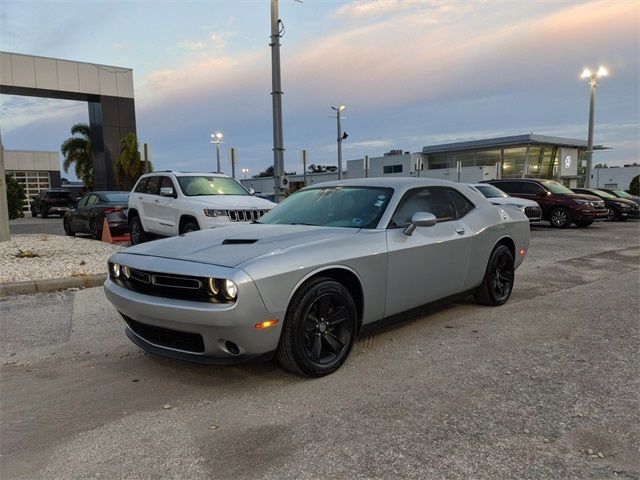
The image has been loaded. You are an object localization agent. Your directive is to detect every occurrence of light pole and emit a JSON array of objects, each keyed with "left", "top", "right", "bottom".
[
  {"left": 580, "top": 66, "right": 608, "bottom": 188},
  {"left": 331, "top": 105, "right": 346, "bottom": 180},
  {"left": 241, "top": 168, "right": 250, "bottom": 179},
  {"left": 210, "top": 132, "right": 223, "bottom": 173},
  {"left": 270, "top": 0, "right": 286, "bottom": 202}
]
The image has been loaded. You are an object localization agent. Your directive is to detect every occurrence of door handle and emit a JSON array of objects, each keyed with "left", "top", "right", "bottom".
[
  {"left": 138, "top": 196, "right": 143, "bottom": 200},
  {"left": 154, "top": 199, "right": 159, "bottom": 203},
  {"left": 455, "top": 226, "right": 465, "bottom": 235}
]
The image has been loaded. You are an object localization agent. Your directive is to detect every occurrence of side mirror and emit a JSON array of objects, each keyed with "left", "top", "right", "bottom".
[
  {"left": 159, "top": 186, "right": 175, "bottom": 197},
  {"left": 248, "top": 188, "right": 255, "bottom": 195},
  {"left": 403, "top": 212, "right": 437, "bottom": 236}
]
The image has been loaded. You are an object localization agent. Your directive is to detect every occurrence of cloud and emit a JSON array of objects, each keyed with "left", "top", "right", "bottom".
[
  {"left": 179, "top": 40, "right": 204, "bottom": 51},
  {"left": 112, "top": 43, "right": 130, "bottom": 50},
  {"left": 336, "top": 0, "right": 473, "bottom": 19}
]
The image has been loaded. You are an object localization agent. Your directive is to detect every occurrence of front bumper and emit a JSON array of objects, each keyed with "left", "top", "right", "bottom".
[{"left": 103, "top": 256, "right": 284, "bottom": 365}]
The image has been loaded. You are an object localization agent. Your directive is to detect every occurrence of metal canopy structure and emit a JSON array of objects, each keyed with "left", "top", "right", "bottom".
[{"left": 0, "top": 52, "right": 137, "bottom": 190}]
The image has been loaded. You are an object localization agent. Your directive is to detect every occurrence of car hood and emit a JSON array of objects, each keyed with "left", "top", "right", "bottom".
[
  {"left": 489, "top": 197, "right": 539, "bottom": 208},
  {"left": 184, "top": 195, "right": 276, "bottom": 209},
  {"left": 119, "top": 224, "right": 360, "bottom": 268},
  {"left": 560, "top": 193, "right": 601, "bottom": 201}
]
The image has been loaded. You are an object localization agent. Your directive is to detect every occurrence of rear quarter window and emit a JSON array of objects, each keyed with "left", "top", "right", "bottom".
[
  {"left": 448, "top": 189, "right": 474, "bottom": 218},
  {"left": 134, "top": 177, "right": 150, "bottom": 193}
]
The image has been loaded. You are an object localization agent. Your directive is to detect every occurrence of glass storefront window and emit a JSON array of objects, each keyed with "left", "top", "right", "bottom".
[
  {"left": 452, "top": 151, "right": 475, "bottom": 168},
  {"left": 428, "top": 153, "right": 449, "bottom": 169},
  {"left": 475, "top": 149, "right": 501, "bottom": 167}
]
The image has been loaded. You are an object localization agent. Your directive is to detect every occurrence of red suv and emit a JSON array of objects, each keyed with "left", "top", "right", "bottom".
[{"left": 484, "top": 179, "right": 608, "bottom": 228}]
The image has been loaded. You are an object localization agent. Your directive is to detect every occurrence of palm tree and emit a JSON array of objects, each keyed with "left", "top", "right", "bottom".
[
  {"left": 61, "top": 123, "right": 93, "bottom": 189},
  {"left": 114, "top": 133, "right": 150, "bottom": 190}
]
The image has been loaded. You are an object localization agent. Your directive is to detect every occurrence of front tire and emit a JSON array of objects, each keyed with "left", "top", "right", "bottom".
[
  {"left": 606, "top": 208, "right": 616, "bottom": 222},
  {"left": 41, "top": 209, "right": 49, "bottom": 219},
  {"left": 129, "top": 215, "right": 148, "bottom": 245},
  {"left": 474, "top": 244, "right": 515, "bottom": 306},
  {"left": 90, "top": 219, "right": 102, "bottom": 240},
  {"left": 276, "top": 278, "right": 358, "bottom": 377},
  {"left": 180, "top": 220, "right": 200, "bottom": 235},
  {"left": 549, "top": 207, "right": 570, "bottom": 228}
]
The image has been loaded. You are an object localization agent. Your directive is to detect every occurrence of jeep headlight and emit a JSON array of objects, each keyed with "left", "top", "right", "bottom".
[{"left": 204, "top": 209, "right": 227, "bottom": 217}]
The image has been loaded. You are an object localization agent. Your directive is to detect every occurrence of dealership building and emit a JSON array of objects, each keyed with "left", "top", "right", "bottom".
[
  {"left": 242, "top": 133, "right": 640, "bottom": 194},
  {"left": 3, "top": 149, "right": 62, "bottom": 212}
]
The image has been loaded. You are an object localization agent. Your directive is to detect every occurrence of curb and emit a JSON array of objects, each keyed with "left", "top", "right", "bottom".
[{"left": 0, "top": 274, "right": 107, "bottom": 297}]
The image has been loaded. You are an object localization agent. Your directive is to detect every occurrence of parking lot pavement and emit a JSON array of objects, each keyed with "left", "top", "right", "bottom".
[
  {"left": 9, "top": 216, "right": 66, "bottom": 236},
  {"left": 1, "top": 221, "right": 638, "bottom": 479}
]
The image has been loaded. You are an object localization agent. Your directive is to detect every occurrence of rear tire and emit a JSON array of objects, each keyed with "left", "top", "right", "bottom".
[
  {"left": 90, "top": 219, "right": 102, "bottom": 240},
  {"left": 276, "top": 278, "right": 358, "bottom": 377},
  {"left": 549, "top": 207, "right": 570, "bottom": 228},
  {"left": 41, "top": 209, "right": 48, "bottom": 219},
  {"left": 474, "top": 244, "right": 515, "bottom": 306},
  {"left": 129, "top": 215, "right": 148, "bottom": 245},
  {"left": 63, "top": 220, "right": 74, "bottom": 236}
]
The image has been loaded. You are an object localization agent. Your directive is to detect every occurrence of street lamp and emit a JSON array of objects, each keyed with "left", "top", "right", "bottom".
[
  {"left": 331, "top": 105, "right": 346, "bottom": 180},
  {"left": 210, "top": 132, "right": 224, "bottom": 173},
  {"left": 580, "top": 66, "right": 608, "bottom": 187},
  {"left": 241, "top": 168, "right": 250, "bottom": 179}
]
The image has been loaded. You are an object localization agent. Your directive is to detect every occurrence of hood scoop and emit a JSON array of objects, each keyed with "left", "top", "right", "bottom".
[{"left": 222, "top": 239, "right": 258, "bottom": 245}]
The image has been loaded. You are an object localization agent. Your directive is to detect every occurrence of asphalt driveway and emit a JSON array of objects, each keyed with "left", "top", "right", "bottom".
[{"left": 1, "top": 221, "right": 638, "bottom": 479}]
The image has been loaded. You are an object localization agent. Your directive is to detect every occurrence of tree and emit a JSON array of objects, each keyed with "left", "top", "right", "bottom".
[
  {"left": 5, "top": 175, "right": 25, "bottom": 219},
  {"left": 253, "top": 165, "right": 296, "bottom": 178},
  {"left": 307, "top": 164, "right": 337, "bottom": 173},
  {"left": 113, "top": 133, "right": 150, "bottom": 190},
  {"left": 629, "top": 175, "right": 639, "bottom": 196},
  {"left": 61, "top": 123, "right": 94, "bottom": 189}
]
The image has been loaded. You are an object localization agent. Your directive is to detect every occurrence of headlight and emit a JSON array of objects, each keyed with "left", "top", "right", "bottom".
[
  {"left": 222, "top": 279, "right": 238, "bottom": 300},
  {"left": 508, "top": 204, "right": 526, "bottom": 212},
  {"left": 574, "top": 199, "right": 590, "bottom": 206},
  {"left": 122, "top": 265, "right": 131, "bottom": 279},
  {"left": 206, "top": 278, "right": 220, "bottom": 296},
  {"left": 110, "top": 263, "right": 121, "bottom": 278},
  {"left": 617, "top": 202, "right": 631, "bottom": 209},
  {"left": 204, "top": 209, "right": 227, "bottom": 217}
]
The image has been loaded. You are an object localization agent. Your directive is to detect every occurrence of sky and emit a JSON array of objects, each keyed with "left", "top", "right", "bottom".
[{"left": 1, "top": 0, "right": 638, "bottom": 180}]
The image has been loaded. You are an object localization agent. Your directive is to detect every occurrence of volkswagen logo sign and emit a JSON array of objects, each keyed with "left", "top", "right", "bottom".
[{"left": 564, "top": 155, "right": 572, "bottom": 169}]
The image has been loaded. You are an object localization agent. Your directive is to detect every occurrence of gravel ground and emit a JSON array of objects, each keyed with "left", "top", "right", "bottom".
[{"left": 0, "top": 235, "right": 122, "bottom": 283}]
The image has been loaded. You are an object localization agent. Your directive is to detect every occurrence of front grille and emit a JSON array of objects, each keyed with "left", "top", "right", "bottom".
[
  {"left": 115, "top": 267, "right": 220, "bottom": 303},
  {"left": 123, "top": 315, "right": 205, "bottom": 353},
  {"left": 227, "top": 209, "right": 269, "bottom": 222},
  {"left": 524, "top": 206, "right": 541, "bottom": 218}
]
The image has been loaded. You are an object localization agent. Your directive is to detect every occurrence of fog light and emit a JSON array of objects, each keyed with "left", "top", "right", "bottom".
[
  {"left": 222, "top": 279, "right": 238, "bottom": 300},
  {"left": 111, "top": 263, "right": 121, "bottom": 278},
  {"left": 206, "top": 278, "right": 219, "bottom": 296}
]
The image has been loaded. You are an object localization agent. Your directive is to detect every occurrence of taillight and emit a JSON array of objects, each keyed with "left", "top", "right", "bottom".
[{"left": 104, "top": 207, "right": 124, "bottom": 214}]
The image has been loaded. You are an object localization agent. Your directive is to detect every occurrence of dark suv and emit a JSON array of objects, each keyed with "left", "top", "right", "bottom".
[
  {"left": 572, "top": 188, "right": 640, "bottom": 221},
  {"left": 484, "top": 179, "right": 608, "bottom": 228},
  {"left": 30, "top": 189, "right": 76, "bottom": 218}
]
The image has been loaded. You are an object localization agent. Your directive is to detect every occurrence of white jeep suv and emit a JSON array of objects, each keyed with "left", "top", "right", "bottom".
[{"left": 128, "top": 172, "right": 276, "bottom": 245}]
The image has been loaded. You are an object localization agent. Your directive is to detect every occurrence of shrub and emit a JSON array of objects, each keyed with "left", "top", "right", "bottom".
[
  {"left": 629, "top": 175, "right": 639, "bottom": 196},
  {"left": 5, "top": 175, "right": 26, "bottom": 219}
]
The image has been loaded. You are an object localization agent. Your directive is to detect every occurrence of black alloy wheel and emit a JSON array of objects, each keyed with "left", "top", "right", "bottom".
[
  {"left": 180, "top": 220, "right": 200, "bottom": 235},
  {"left": 474, "top": 244, "right": 515, "bottom": 306},
  {"left": 129, "top": 216, "right": 147, "bottom": 245},
  {"left": 550, "top": 207, "right": 570, "bottom": 228},
  {"left": 606, "top": 208, "right": 616, "bottom": 222},
  {"left": 90, "top": 219, "right": 102, "bottom": 240},
  {"left": 277, "top": 278, "right": 358, "bottom": 377},
  {"left": 63, "top": 219, "right": 74, "bottom": 236}
]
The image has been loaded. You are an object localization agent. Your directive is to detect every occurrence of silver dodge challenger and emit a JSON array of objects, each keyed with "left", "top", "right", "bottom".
[{"left": 104, "top": 178, "right": 530, "bottom": 377}]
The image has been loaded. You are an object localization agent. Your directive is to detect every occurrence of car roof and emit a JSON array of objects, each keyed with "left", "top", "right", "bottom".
[
  {"left": 305, "top": 177, "right": 467, "bottom": 189},
  {"left": 142, "top": 171, "right": 230, "bottom": 178}
]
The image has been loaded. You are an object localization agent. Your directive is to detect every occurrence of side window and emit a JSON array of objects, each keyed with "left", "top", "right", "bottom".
[
  {"left": 160, "top": 176, "right": 175, "bottom": 190},
  {"left": 494, "top": 182, "right": 521, "bottom": 194},
  {"left": 448, "top": 189, "right": 474, "bottom": 218},
  {"left": 145, "top": 176, "right": 161, "bottom": 195},
  {"left": 521, "top": 182, "right": 545, "bottom": 195},
  {"left": 134, "top": 177, "right": 149, "bottom": 193},
  {"left": 390, "top": 187, "right": 456, "bottom": 227},
  {"left": 77, "top": 195, "right": 90, "bottom": 207},
  {"left": 86, "top": 194, "right": 99, "bottom": 206}
]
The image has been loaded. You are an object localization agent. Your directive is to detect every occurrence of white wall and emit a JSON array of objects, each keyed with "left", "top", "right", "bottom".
[
  {"left": 3, "top": 150, "right": 59, "bottom": 172},
  {"left": 590, "top": 166, "right": 639, "bottom": 189}
]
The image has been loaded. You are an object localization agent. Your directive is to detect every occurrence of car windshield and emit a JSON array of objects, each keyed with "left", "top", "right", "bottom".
[
  {"left": 612, "top": 189, "right": 633, "bottom": 198},
  {"left": 257, "top": 186, "right": 393, "bottom": 229},
  {"left": 103, "top": 193, "right": 130, "bottom": 202},
  {"left": 176, "top": 176, "right": 249, "bottom": 196},
  {"left": 540, "top": 180, "right": 574, "bottom": 195},
  {"left": 591, "top": 189, "right": 616, "bottom": 199},
  {"left": 474, "top": 185, "right": 508, "bottom": 198}
]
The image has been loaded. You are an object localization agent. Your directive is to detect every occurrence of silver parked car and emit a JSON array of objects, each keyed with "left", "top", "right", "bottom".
[
  {"left": 469, "top": 183, "right": 542, "bottom": 222},
  {"left": 104, "top": 178, "right": 530, "bottom": 377}
]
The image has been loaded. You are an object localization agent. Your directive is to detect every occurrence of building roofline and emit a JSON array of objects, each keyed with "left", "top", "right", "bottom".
[{"left": 421, "top": 134, "right": 608, "bottom": 154}]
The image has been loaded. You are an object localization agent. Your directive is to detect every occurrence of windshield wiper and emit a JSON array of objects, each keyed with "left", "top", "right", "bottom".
[{"left": 289, "top": 222, "right": 317, "bottom": 226}]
